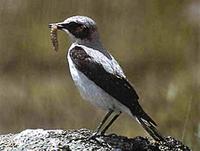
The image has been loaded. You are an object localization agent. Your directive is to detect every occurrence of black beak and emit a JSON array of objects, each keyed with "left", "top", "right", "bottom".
[{"left": 48, "top": 22, "right": 65, "bottom": 30}]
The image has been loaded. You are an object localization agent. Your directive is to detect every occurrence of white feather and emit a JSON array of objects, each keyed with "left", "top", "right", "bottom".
[
  {"left": 67, "top": 44, "right": 132, "bottom": 116},
  {"left": 69, "top": 43, "right": 125, "bottom": 77}
]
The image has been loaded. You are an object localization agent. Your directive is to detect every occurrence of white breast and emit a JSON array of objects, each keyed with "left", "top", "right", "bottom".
[{"left": 67, "top": 47, "right": 131, "bottom": 116}]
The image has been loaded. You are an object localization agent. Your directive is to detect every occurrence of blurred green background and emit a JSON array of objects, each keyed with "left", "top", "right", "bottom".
[{"left": 0, "top": 0, "right": 199, "bottom": 150}]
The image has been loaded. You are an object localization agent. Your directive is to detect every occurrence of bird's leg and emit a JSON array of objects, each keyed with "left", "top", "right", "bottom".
[
  {"left": 95, "top": 110, "right": 113, "bottom": 133},
  {"left": 88, "top": 110, "right": 113, "bottom": 139},
  {"left": 100, "top": 111, "right": 121, "bottom": 135}
]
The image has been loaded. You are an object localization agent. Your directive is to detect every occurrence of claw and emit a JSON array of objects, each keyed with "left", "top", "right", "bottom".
[{"left": 87, "top": 132, "right": 99, "bottom": 140}]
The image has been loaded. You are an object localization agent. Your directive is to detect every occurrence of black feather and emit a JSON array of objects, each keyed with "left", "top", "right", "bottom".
[
  {"left": 136, "top": 117, "right": 165, "bottom": 141},
  {"left": 69, "top": 46, "right": 165, "bottom": 141}
]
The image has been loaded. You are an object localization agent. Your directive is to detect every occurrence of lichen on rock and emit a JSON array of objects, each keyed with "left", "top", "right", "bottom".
[{"left": 0, "top": 128, "right": 191, "bottom": 151}]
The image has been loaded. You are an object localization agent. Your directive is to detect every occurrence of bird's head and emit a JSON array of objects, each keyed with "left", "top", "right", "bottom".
[{"left": 49, "top": 16, "right": 100, "bottom": 44}]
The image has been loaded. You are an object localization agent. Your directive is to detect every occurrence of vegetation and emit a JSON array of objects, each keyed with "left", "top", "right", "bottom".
[{"left": 0, "top": 0, "right": 199, "bottom": 150}]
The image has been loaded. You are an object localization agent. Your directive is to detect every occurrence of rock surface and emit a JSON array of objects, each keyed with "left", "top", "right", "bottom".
[{"left": 0, "top": 128, "right": 191, "bottom": 151}]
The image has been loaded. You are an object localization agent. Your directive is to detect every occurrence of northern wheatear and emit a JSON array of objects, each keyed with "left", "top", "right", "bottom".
[{"left": 49, "top": 16, "right": 165, "bottom": 141}]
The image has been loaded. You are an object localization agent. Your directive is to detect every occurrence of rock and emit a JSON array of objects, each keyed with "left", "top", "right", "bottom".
[{"left": 0, "top": 128, "right": 191, "bottom": 151}]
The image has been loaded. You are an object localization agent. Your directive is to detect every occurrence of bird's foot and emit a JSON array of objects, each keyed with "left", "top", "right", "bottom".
[
  {"left": 86, "top": 132, "right": 110, "bottom": 147},
  {"left": 87, "top": 132, "right": 101, "bottom": 140}
]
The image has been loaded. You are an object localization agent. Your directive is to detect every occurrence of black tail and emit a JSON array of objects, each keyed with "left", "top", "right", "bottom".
[
  {"left": 130, "top": 105, "right": 165, "bottom": 141},
  {"left": 136, "top": 115, "right": 166, "bottom": 141}
]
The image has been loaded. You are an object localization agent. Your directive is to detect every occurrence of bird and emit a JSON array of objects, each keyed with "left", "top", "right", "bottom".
[{"left": 49, "top": 16, "right": 165, "bottom": 141}]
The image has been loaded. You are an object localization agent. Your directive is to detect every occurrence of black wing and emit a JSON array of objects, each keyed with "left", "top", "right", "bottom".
[
  {"left": 69, "top": 46, "right": 157, "bottom": 126},
  {"left": 69, "top": 46, "right": 142, "bottom": 113}
]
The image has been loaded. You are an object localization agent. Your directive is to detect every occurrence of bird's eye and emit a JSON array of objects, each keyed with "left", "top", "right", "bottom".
[
  {"left": 63, "top": 22, "right": 88, "bottom": 35},
  {"left": 75, "top": 25, "right": 85, "bottom": 33},
  {"left": 65, "top": 22, "right": 90, "bottom": 39},
  {"left": 67, "top": 22, "right": 83, "bottom": 31}
]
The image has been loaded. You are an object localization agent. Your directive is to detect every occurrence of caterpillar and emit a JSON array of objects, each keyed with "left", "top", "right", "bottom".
[{"left": 50, "top": 24, "right": 58, "bottom": 52}]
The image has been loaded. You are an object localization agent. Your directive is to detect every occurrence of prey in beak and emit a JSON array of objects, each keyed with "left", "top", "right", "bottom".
[
  {"left": 49, "top": 23, "right": 65, "bottom": 30},
  {"left": 48, "top": 22, "right": 65, "bottom": 52}
]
